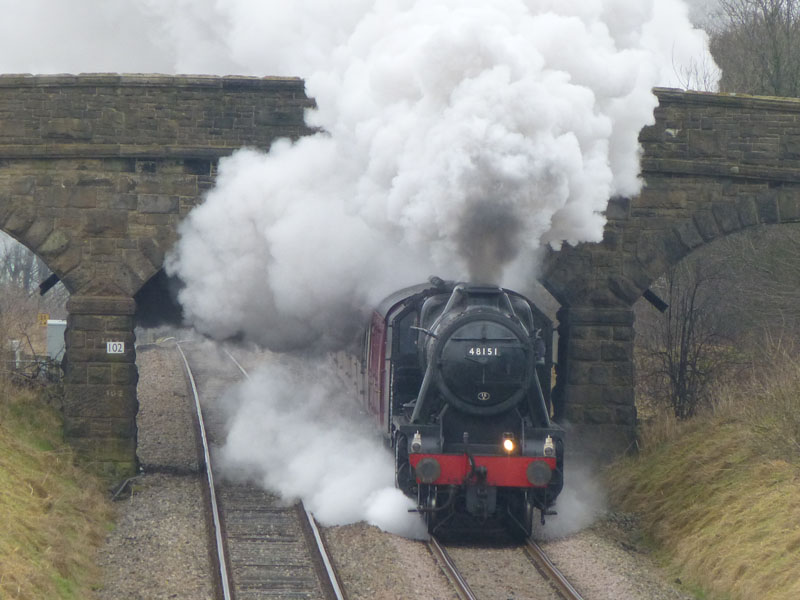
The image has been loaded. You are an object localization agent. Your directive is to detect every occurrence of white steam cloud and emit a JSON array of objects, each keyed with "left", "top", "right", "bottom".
[
  {"left": 0, "top": 1, "right": 718, "bottom": 534},
  {"left": 533, "top": 463, "right": 608, "bottom": 540},
  {"left": 164, "top": 0, "right": 719, "bottom": 349},
  {"left": 0, "top": 0, "right": 719, "bottom": 348},
  {"left": 216, "top": 359, "right": 428, "bottom": 539}
]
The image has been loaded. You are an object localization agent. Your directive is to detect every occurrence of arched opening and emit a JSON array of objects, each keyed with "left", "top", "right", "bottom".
[
  {"left": 633, "top": 223, "right": 800, "bottom": 422},
  {"left": 0, "top": 231, "right": 69, "bottom": 381},
  {"left": 133, "top": 269, "right": 184, "bottom": 331}
]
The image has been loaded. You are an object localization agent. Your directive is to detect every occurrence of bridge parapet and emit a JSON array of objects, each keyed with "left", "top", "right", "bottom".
[
  {"left": 0, "top": 73, "right": 314, "bottom": 157},
  {"left": 641, "top": 88, "right": 800, "bottom": 181}
]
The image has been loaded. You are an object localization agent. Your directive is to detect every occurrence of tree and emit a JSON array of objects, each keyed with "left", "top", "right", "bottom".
[
  {"left": 0, "top": 240, "right": 45, "bottom": 294},
  {"left": 710, "top": 0, "right": 800, "bottom": 96},
  {"left": 0, "top": 232, "right": 68, "bottom": 316},
  {"left": 635, "top": 222, "right": 800, "bottom": 420},
  {"left": 636, "top": 258, "right": 738, "bottom": 419},
  {"left": 0, "top": 233, "right": 68, "bottom": 379}
]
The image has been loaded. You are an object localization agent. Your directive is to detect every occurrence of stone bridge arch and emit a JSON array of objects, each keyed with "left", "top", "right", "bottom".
[
  {"left": 3, "top": 76, "right": 799, "bottom": 474},
  {"left": 0, "top": 74, "right": 314, "bottom": 478},
  {"left": 540, "top": 88, "right": 800, "bottom": 457}
]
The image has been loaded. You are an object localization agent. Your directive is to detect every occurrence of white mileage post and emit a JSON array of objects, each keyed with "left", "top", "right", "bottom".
[{"left": 106, "top": 341, "right": 125, "bottom": 354}]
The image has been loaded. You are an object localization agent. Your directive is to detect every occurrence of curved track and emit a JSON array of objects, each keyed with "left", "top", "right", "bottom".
[{"left": 176, "top": 341, "right": 345, "bottom": 600}]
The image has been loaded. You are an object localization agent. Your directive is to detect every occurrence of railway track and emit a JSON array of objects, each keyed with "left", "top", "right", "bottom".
[
  {"left": 428, "top": 535, "right": 585, "bottom": 600},
  {"left": 176, "top": 341, "right": 345, "bottom": 600},
  {"left": 173, "top": 338, "right": 582, "bottom": 600},
  {"left": 524, "top": 538, "right": 585, "bottom": 600}
]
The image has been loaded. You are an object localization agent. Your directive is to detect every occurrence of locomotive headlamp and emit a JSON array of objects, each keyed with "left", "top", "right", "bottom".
[
  {"left": 502, "top": 432, "right": 516, "bottom": 454},
  {"left": 411, "top": 431, "right": 422, "bottom": 453},
  {"left": 415, "top": 458, "right": 441, "bottom": 483},
  {"left": 543, "top": 435, "right": 555, "bottom": 457}
]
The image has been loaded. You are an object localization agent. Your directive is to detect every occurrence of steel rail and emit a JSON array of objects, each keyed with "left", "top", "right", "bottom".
[
  {"left": 302, "top": 504, "right": 347, "bottom": 600},
  {"left": 220, "top": 345, "right": 346, "bottom": 600},
  {"left": 426, "top": 537, "right": 478, "bottom": 600},
  {"left": 222, "top": 347, "right": 249, "bottom": 380},
  {"left": 175, "top": 341, "right": 232, "bottom": 600},
  {"left": 525, "top": 539, "right": 585, "bottom": 600}
]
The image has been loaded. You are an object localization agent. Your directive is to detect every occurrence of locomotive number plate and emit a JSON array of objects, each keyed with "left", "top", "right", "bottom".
[{"left": 468, "top": 347, "right": 499, "bottom": 357}]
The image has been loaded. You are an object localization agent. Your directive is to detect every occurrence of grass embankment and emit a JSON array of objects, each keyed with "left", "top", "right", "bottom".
[
  {"left": 0, "top": 378, "right": 113, "bottom": 599},
  {"left": 607, "top": 353, "right": 800, "bottom": 600}
]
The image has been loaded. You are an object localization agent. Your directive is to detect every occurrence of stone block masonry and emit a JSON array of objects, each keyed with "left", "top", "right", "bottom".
[
  {"left": 3, "top": 75, "right": 800, "bottom": 474},
  {"left": 543, "top": 89, "right": 800, "bottom": 461},
  {"left": 0, "top": 74, "right": 315, "bottom": 480}
]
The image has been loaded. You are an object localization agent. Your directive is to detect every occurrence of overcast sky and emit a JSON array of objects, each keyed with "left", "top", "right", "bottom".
[{"left": 686, "top": 0, "right": 720, "bottom": 25}]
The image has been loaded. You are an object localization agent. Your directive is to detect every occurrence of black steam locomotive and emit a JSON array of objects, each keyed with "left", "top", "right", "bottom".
[{"left": 361, "top": 278, "right": 563, "bottom": 536}]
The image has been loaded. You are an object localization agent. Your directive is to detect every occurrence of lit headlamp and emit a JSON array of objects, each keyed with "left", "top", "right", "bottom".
[{"left": 502, "top": 432, "right": 516, "bottom": 454}]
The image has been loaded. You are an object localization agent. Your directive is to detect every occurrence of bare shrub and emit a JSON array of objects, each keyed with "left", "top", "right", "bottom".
[{"left": 636, "top": 259, "right": 740, "bottom": 420}]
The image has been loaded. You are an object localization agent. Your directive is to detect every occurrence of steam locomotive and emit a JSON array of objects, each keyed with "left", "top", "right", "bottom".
[{"left": 360, "top": 277, "right": 563, "bottom": 536}]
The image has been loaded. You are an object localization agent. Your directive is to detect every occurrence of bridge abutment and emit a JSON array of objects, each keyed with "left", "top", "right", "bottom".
[
  {"left": 554, "top": 306, "right": 637, "bottom": 461},
  {"left": 63, "top": 295, "right": 138, "bottom": 479}
]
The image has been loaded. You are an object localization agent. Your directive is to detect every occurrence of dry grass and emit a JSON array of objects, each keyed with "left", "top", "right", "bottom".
[
  {"left": 0, "top": 376, "right": 113, "bottom": 600},
  {"left": 607, "top": 348, "right": 800, "bottom": 600}
]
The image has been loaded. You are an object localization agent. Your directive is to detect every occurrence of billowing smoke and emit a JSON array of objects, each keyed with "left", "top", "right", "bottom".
[
  {"left": 216, "top": 358, "right": 428, "bottom": 538},
  {"left": 0, "top": 0, "right": 719, "bottom": 348},
  {"left": 533, "top": 463, "right": 608, "bottom": 540},
  {"left": 0, "top": 0, "right": 719, "bottom": 535},
  {"left": 162, "top": 1, "right": 717, "bottom": 537},
  {"left": 456, "top": 202, "right": 525, "bottom": 286},
  {"left": 164, "top": 0, "right": 719, "bottom": 349}
]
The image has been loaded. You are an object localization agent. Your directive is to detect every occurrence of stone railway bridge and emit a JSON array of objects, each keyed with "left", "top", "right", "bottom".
[{"left": 1, "top": 74, "right": 799, "bottom": 477}]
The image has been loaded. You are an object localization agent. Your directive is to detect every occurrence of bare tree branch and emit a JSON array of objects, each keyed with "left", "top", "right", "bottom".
[{"left": 711, "top": 0, "right": 800, "bottom": 96}]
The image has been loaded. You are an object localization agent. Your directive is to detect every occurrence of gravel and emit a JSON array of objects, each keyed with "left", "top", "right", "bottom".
[
  {"left": 95, "top": 474, "right": 214, "bottom": 600},
  {"left": 443, "top": 542, "right": 562, "bottom": 600},
  {"left": 321, "top": 515, "right": 692, "bottom": 600},
  {"left": 134, "top": 344, "right": 202, "bottom": 475},
  {"left": 539, "top": 514, "right": 694, "bottom": 600},
  {"left": 96, "top": 341, "right": 215, "bottom": 600},
  {"left": 323, "top": 522, "right": 457, "bottom": 600},
  {"left": 97, "top": 338, "right": 694, "bottom": 600}
]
